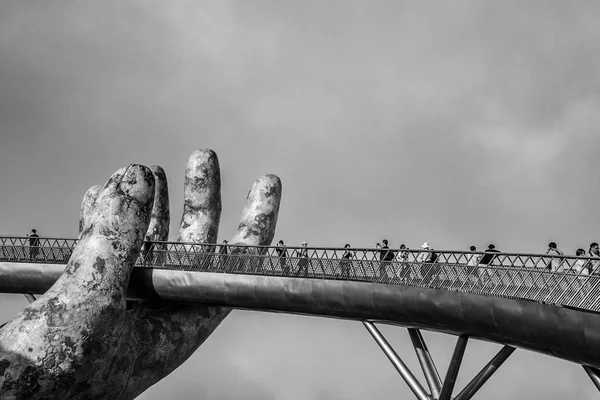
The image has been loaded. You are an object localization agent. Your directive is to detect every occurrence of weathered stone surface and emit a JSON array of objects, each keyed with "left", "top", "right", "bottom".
[
  {"left": 0, "top": 150, "right": 282, "bottom": 399},
  {"left": 144, "top": 165, "right": 170, "bottom": 243},
  {"left": 0, "top": 164, "right": 155, "bottom": 399},
  {"left": 78, "top": 185, "right": 101, "bottom": 234},
  {"left": 230, "top": 174, "right": 281, "bottom": 248},
  {"left": 178, "top": 149, "right": 221, "bottom": 245}
]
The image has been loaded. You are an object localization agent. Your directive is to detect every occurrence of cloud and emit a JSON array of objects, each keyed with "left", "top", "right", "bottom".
[{"left": 3, "top": 1, "right": 600, "bottom": 399}]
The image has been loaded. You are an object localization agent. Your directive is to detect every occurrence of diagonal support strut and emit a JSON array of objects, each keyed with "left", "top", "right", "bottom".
[
  {"left": 454, "top": 345, "right": 515, "bottom": 400},
  {"left": 583, "top": 365, "right": 600, "bottom": 392},
  {"left": 439, "top": 334, "right": 469, "bottom": 400},
  {"left": 363, "top": 321, "right": 430, "bottom": 400},
  {"left": 365, "top": 324, "right": 516, "bottom": 400},
  {"left": 408, "top": 328, "right": 442, "bottom": 398},
  {"left": 24, "top": 294, "right": 36, "bottom": 303}
]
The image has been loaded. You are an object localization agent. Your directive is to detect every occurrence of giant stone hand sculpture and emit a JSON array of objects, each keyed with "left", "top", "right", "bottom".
[{"left": 0, "top": 149, "right": 282, "bottom": 399}]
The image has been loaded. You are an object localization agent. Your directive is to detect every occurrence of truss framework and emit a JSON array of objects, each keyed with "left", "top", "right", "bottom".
[{"left": 364, "top": 321, "right": 522, "bottom": 400}]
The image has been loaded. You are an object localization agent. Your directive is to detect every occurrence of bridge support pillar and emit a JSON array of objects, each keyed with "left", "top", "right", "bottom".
[
  {"left": 454, "top": 345, "right": 515, "bottom": 400},
  {"left": 408, "top": 328, "right": 442, "bottom": 398},
  {"left": 363, "top": 321, "right": 431, "bottom": 400},
  {"left": 24, "top": 294, "right": 36, "bottom": 303},
  {"left": 583, "top": 365, "right": 600, "bottom": 392},
  {"left": 364, "top": 323, "right": 517, "bottom": 400},
  {"left": 439, "top": 335, "right": 469, "bottom": 400}
]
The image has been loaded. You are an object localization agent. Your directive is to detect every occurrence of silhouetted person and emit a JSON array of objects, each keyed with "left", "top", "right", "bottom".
[
  {"left": 339, "top": 244, "right": 353, "bottom": 278},
  {"left": 571, "top": 248, "right": 591, "bottom": 295},
  {"left": 397, "top": 244, "right": 410, "bottom": 282},
  {"left": 418, "top": 242, "right": 439, "bottom": 284},
  {"left": 218, "top": 240, "right": 229, "bottom": 269},
  {"left": 479, "top": 244, "right": 499, "bottom": 265},
  {"left": 587, "top": 242, "right": 600, "bottom": 275},
  {"left": 571, "top": 248, "right": 588, "bottom": 275},
  {"left": 142, "top": 241, "right": 154, "bottom": 266},
  {"left": 296, "top": 242, "right": 309, "bottom": 277},
  {"left": 376, "top": 239, "right": 394, "bottom": 279},
  {"left": 466, "top": 245, "right": 479, "bottom": 280},
  {"left": 479, "top": 244, "right": 500, "bottom": 283},
  {"left": 28, "top": 229, "right": 40, "bottom": 260},
  {"left": 276, "top": 240, "right": 289, "bottom": 275},
  {"left": 545, "top": 242, "right": 564, "bottom": 272}
]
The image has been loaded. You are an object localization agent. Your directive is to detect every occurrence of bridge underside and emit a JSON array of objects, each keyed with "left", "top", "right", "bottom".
[{"left": 2, "top": 261, "right": 600, "bottom": 370}]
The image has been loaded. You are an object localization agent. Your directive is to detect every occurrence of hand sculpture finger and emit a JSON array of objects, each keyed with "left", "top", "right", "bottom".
[
  {"left": 78, "top": 184, "right": 101, "bottom": 234},
  {"left": 144, "top": 165, "right": 170, "bottom": 243},
  {"left": 178, "top": 149, "right": 221, "bottom": 244},
  {"left": 123, "top": 150, "right": 282, "bottom": 399},
  {"left": 0, "top": 165, "right": 155, "bottom": 399},
  {"left": 0, "top": 151, "right": 282, "bottom": 400},
  {"left": 230, "top": 174, "right": 281, "bottom": 248}
]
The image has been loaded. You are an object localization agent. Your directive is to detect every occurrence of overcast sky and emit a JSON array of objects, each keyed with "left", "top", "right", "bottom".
[{"left": 1, "top": 1, "right": 600, "bottom": 399}]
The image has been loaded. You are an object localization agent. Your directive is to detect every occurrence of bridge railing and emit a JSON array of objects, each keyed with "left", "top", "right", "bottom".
[
  {"left": 0, "top": 237, "right": 77, "bottom": 263},
  {"left": 2, "top": 237, "right": 600, "bottom": 312}
]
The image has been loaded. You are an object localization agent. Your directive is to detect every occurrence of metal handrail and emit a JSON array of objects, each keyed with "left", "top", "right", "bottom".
[{"left": 2, "top": 236, "right": 600, "bottom": 313}]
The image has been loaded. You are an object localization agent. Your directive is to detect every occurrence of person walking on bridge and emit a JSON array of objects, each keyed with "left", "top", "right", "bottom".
[
  {"left": 276, "top": 240, "right": 289, "bottom": 275},
  {"left": 479, "top": 244, "right": 500, "bottom": 265},
  {"left": 572, "top": 248, "right": 591, "bottom": 298},
  {"left": 466, "top": 245, "right": 480, "bottom": 282},
  {"left": 218, "top": 240, "right": 229, "bottom": 270},
  {"left": 28, "top": 229, "right": 40, "bottom": 260},
  {"left": 572, "top": 248, "right": 588, "bottom": 275},
  {"left": 479, "top": 244, "right": 500, "bottom": 283},
  {"left": 296, "top": 241, "right": 309, "bottom": 277},
  {"left": 376, "top": 239, "right": 394, "bottom": 280},
  {"left": 418, "top": 242, "right": 440, "bottom": 285},
  {"left": 545, "top": 242, "right": 564, "bottom": 272},
  {"left": 587, "top": 242, "right": 600, "bottom": 275},
  {"left": 339, "top": 244, "right": 354, "bottom": 278},
  {"left": 396, "top": 244, "right": 410, "bottom": 283}
]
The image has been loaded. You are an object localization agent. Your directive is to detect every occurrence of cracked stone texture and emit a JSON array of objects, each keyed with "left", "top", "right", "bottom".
[
  {"left": 78, "top": 185, "right": 101, "bottom": 234},
  {"left": 144, "top": 165, "right": 170, "bottom": 244},
  {"left": 0, "top": 149, "right": 282, "bottom": 399}
]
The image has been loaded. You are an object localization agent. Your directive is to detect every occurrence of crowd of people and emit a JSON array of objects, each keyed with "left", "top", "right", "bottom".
[
  {"left": 13, "top": 230, "right": 600, "bottom": 279},
  {"left": 269, "top": 239, "right": 600, "bottom": 279}
]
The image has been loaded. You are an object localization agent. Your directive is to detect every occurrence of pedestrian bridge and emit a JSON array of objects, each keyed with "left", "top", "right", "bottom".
[{"left": 2, "top": 236, "right": 600, "bottom": 400}]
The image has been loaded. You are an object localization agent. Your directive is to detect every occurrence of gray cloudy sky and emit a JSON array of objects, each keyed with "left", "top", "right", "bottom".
[{"left": 1, "top": 1, "right": 600, "bottom": 398}]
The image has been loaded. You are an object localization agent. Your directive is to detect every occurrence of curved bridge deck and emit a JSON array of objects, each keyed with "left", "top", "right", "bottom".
[
  {"left": 3, "top": 237, "right": 600, "bottom": 369},
  {"left": 2, "top": 237, "right": 599, "bottom": 312}
]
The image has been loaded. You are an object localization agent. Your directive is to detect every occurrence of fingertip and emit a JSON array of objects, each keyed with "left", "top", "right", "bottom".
[
  {"left": 146, "top": 165, "right": 170, "bottom": 242},
  {"left": 231, "top": 174, "right": 282, "bottom": 247},
  {"left": 61, "top": 165, "right": 157, "bottom": 305},
  {"left": 188, "top": 149, "right": 218, "bottom": 166},
  {"left": 178, "top": 149, "right": 222, "bottom": 243},
  {"left": 118, "top": 165, "right": 155, "bottom": 206},
  {"left": 84, "top": 184, "right": 103, "bottom": 203},
  {"left": 248, "top": 174, "right": 282, "bottom": 211},
  {"left": 79, "top": 184, "right": 102, "bottom": 233},
  {"left": 149, "top": 165, "right": 167, "bottom": 180}
]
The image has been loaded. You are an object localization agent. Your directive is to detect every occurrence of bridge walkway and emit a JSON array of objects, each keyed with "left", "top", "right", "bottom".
[{"left": 3, "top": 237, "right": 600, "bottom": 399}]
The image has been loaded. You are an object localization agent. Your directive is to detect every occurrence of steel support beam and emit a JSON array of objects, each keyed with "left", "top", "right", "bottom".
[
  {"left": 363, "top": 321, "right": 430, "bottom": 400},
  {"left": 454, "top": 345, "right": 515, "bottom": 400},
  {"left": 408, "top": 328, "right": 442, "bottom": 398},
  {"left": 584, "top": 366, "right": 600, "bottom": 392},
  {"left": 439, "top": 335, "right": 469, "bottom": 400},
  {"left": 24, "top": 294, "right": 36, "bottom": 303}
]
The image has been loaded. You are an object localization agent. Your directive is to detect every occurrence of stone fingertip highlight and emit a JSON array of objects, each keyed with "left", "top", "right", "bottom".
[{"left": 118, "top": 165, "right": 155, "bottom": 205}]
